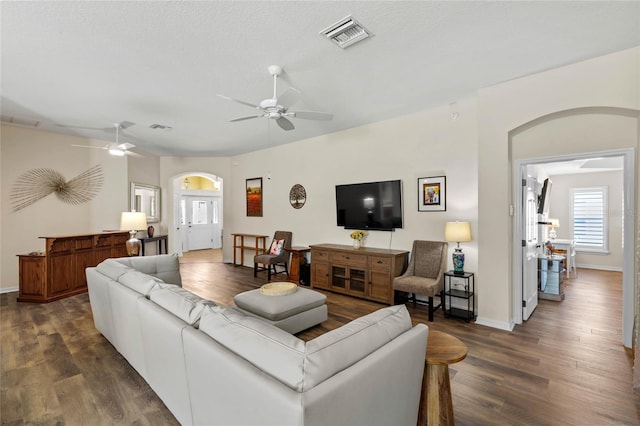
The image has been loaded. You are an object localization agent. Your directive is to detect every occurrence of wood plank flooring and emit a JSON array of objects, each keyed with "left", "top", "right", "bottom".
[{"left": 1, "top": 249, "right": 638, "bottom": 425}]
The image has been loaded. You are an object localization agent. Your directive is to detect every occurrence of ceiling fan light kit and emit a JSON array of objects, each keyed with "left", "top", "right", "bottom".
[{"left": 218, "top": 65, "right": 333, "bottom": 131}]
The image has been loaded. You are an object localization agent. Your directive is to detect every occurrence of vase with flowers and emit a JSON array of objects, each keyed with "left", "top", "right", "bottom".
[{"left": 350, "top": 230, "right": 366, "bottom": 249}]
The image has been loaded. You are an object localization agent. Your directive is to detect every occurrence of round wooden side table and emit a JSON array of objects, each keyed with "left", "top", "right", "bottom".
[{"left": 418, "top": 330, "right": 468, "bottom": 426}]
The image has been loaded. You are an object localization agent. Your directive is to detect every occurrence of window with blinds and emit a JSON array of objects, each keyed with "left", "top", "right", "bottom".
[{"left": 570, "top": 186, "right": 608, "bottom": 253}]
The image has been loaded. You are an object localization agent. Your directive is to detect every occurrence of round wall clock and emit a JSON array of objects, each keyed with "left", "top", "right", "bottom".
[{"left": 289, "top": 184, "right": 306, "bottom": 209}]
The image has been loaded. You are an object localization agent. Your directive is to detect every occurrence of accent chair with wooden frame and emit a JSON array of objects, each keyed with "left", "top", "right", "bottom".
[
  {"left": 393, "top": 240, "right": 448, "bottom": 321},
  {"left": 254, "top": 231, "right": 293, "bottom": 281}
]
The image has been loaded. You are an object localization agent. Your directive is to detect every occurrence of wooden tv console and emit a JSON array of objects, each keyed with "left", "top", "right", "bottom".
[
  {"left": 17, "top": 232, "right": 129, "bottom": 303},
  {"left": 310, "top": 244, "right": 408, "bottom": 305}
]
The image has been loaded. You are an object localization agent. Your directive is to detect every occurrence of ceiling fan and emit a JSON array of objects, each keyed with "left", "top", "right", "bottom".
[
  {"left": 71, "top": 123, "right": 142, "bottom": 157},
  {"left": 218, "top": 65, "right": 333, "bottom": 131}
]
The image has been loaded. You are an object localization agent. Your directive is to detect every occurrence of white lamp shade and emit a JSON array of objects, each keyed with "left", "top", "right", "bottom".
[
  {"left": 120, "top": 211, "right": 147, "bottom": 231},
  {"left": 445, "top": 221, "right": 472, "bottom": 243},
  {"left": 549, "top": 218, "right": 560, "bottom": 228}
]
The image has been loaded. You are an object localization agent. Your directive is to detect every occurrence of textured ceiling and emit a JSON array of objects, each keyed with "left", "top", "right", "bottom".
[{"left": 2, "top": 1, "right": 639, "bottom": 156}]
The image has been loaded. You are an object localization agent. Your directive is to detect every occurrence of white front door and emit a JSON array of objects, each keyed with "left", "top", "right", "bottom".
[
  {"left": 182, "top": 196, "right": 220, "bottom": 251},
  {"left": 522, "top": 174, "right": 539, "bottom": 320}
]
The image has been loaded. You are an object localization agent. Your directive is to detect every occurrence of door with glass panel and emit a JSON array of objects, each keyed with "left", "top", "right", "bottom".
[{"left": 181, "top": 195, "right": 221, "bottom": 251}]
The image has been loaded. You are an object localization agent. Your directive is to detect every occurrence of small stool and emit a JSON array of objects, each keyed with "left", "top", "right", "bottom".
[
  {"left": 233, "top": 286, "right": 327, "bottom": 334},
  {"left": 418, "top": 330, "right": 467, "bottom": 426}
]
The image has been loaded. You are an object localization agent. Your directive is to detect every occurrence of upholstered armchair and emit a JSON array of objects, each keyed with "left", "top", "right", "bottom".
[
  {"left": 254, "top": 231, "right": 292, "bottom": 281},
  {"left": 393, "top": 240, "right": 448, "bottom": 321}
]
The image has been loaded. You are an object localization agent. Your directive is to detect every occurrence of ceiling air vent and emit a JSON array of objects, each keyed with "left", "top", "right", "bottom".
[
  {"left": 0, "top": 114, "right": 41, "bottom": 127},
  {"left": 320, "top": 15, "right": 372, "bottom": 49},
  {"left": 149, "top": 123, "right": 173, "bottom": 130}
]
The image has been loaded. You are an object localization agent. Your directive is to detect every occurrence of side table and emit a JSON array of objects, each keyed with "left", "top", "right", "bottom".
[
  {"left": 418, "top": 330, "right": 467, "bottom": 426},
  {"left": 284, "top": 246, "right": 310, "bottom": 284}
]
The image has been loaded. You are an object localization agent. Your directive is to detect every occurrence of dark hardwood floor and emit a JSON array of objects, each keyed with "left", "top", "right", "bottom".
[{"left": 1, "top": 249, "right": 638, "bottom": 425}]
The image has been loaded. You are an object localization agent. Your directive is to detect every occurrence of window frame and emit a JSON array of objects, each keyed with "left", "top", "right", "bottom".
[{"left": 570, "top": 186, "right": 609, "bottom": 254}]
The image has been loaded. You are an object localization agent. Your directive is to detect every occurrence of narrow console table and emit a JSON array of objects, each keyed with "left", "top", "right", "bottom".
[
  {"left": 231, "top": 233, "right": 268, "bottom": 266},
  {"left": 309, "top": 244, "right": 408, "bottom": 305},
  {"left": 140, "top": 234, "right": 168, "bottom": 256},
  {"left": 17, "top": 231, "right": 129, "bottom": 303}
]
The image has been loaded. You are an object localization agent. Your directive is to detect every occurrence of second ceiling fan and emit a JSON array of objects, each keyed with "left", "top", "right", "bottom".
[{"left": 218, "top": 65, "right": 333, "bottom": 131}]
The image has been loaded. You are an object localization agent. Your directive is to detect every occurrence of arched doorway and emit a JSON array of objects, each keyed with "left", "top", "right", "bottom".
[
  {"left": 510, "top": 107, "right": 637, "bottom": 347},
  {"left": 172, "top": 173, "right": 223, "bottom": 257}
]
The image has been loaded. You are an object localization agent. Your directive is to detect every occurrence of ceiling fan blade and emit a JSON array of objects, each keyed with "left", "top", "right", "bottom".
[
  {"left": 276, "top": 117, "right": 295, "bottom": 131},
  {"left": 124, "top": 150, "right": 143, "bottom": 158},
  {"left": 230, "top": 115, "right": 261, "bottom": 122},
  {"left": 277, "top": 87, "right": 301, "bottom": 109},
  {"left": 71, "top": 144, "right": 108, "bottom": 150},
  {"left": 118, "top": 121, "right": 135, "bottom": 129},
  {"left": 59, "top": 124, "right": 112, "bottom": 131},
  {"left": 291, "top": 111, "right": 334, "bottom": 121},
  {"left": 217, "top": 94, "right": 261, "bottom": 109}
]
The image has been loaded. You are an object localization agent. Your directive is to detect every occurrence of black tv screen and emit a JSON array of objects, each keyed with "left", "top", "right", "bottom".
[{"left": 336, "top": 180, "right": 403, "bottom": 231}]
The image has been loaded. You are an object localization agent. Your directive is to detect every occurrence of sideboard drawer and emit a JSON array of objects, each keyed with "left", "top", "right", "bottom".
[{"left": 330, "top": 252, "right": 367, "bottom": 267}]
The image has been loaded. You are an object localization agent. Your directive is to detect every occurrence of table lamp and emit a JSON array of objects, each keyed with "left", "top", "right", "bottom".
[
  {"left": 445, "top": 221, "right": 472, "bottom": 275},
  {"left": 548, "top": 218, "right": 559, "bottom": 240},
  {"left": 120, "top": 211, "right": 147, "bottom": 256}
]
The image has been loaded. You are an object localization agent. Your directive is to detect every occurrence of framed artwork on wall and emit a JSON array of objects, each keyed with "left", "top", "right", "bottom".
[
  {"left": 246, "top": 177, "right": 263, "bottom": 217},
  {"left": 418, "top": 176, "right": 446, "bottom": 212}
]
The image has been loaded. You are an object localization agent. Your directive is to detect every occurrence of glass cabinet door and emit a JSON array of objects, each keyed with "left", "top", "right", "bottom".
[
  {"left": 331, "top": 266, "right": 347, "bottom": 289},
  {"left": 349, "top": 269, "right": 366, "bottom": 294}
]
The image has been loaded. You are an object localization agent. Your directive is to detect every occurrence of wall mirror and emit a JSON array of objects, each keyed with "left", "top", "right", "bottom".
[{"left": 130, "top": 182, "right": 160, "bottom": 223}]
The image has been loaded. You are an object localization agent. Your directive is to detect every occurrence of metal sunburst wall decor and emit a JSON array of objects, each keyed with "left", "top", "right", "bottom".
[{"left": 11, "top": 165, "right": 104, "bottom": 212}]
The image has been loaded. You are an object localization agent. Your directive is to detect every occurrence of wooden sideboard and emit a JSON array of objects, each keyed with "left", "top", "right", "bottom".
[
  {"left": 310, "top": 244, "right": 408, "bottom": 305},
  {"left": 17, "top": 232, "right": 130, "bottom": 303}
]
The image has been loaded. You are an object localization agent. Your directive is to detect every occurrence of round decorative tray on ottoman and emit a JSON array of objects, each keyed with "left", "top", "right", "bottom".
[{"left": 260, "top": 282, "right": 297, "bottom": 296}]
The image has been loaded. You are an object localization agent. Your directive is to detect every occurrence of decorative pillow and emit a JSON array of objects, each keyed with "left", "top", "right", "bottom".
[{"left": 269, "top": 239, "right": 285, "bottom": 255}]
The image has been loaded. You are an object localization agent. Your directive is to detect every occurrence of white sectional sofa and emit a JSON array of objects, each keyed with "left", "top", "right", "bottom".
[{"left": 86, "top": 254, "right": 429, "bottom": 426}]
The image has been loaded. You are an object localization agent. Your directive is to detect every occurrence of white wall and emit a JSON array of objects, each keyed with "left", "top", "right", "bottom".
[
  {"left": 478, "top": 46, "right": 639, "bottom": 330},
  {"left": 225, "top": 99, "right": 479, "bottom": 274},
  {"left": 0, "top": 124, "right": 129, "bottom": 289},
  {"left": 548, "top": 171, "right": 624, "bottom": 270}
]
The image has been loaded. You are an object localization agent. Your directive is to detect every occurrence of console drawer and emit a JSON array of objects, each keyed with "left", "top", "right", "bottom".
[
  {"left": 330, "top": 252, "right": 367, "bottom": 267},
  {"left": 369, "top": 256, "right": 391, "bottom": 271}
]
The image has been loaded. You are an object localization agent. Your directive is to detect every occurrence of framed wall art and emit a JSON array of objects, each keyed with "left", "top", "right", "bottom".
[
  {"left": 246, "top": 177, "right": 263, "bottom": 217},
  {"left": 418, "top": 176, "right": 446, "bottom": 212}
]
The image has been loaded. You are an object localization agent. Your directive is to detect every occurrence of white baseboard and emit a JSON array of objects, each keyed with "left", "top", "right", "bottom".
[
  {"left": 575, "top": 263, "right": 623, "bottom": 272},
  {"left": 475, "top": 316, "right": 515, "bottom": 331},
  {"left": 1, "top": 286, "right": 19, "bottom": 294}
]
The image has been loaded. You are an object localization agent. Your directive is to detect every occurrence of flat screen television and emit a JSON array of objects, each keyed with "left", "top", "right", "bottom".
[
  {"left": 335, "top": 179, "right": 403, "bottom": 231},
  {"left": 537, "top": 178, "right": 552, "bottom": 214}
]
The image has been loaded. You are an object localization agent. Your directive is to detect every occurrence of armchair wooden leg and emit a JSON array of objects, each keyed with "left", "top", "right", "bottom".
[
  {"left": 267, "top": 265, "right": 272, "bottom": 281},
  {"left": 254, "top": 263, "right": 258, "bottom": 277},
  {"left": 412, "top": 293, "right": 417, "bottom": 306},
  {"left": 428, "top": 296, "right": 435, "bottom": 322},
  {"left": 285, "top": 262, "right": 289, "bottom": 277}
]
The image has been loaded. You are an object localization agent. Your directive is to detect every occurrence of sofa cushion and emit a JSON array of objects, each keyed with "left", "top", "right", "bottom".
[
  {"left": 96, "top": 258, "right": 133, "bottom": 281},
  {"left": 199, "top": 307, "right": 306, "bottom": 391},
  {"left": 115, "top": 253, "right": 182, "bottom": 286},
  {"left": 199, "top": 304, "right": 412, "bottom": 392},
  {"left": 149, "top": 286, "right": 218, "bottom": 326},
  {"left": 118, "top": 270, "right": 167, "bottom": 296},
  {"left": 303, "top": 304, "right": 412, "bottom": 390}
]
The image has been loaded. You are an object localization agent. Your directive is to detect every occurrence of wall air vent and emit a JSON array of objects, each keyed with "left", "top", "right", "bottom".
[
  {"left": 320, "top": 15, "right": 372, "bottom": 49},
  {"left": 149, "top": 123, "right": 173, "bottom": 130}
]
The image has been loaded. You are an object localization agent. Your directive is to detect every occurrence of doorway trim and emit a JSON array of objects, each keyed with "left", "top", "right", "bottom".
[{"left": 513, "top": 148, "right": 634, "bottom": 347}]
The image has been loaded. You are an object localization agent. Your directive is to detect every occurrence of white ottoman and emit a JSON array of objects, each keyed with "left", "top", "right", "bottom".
[{"left": 233, "top": 286, "right": 327, "bottom": 334}]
